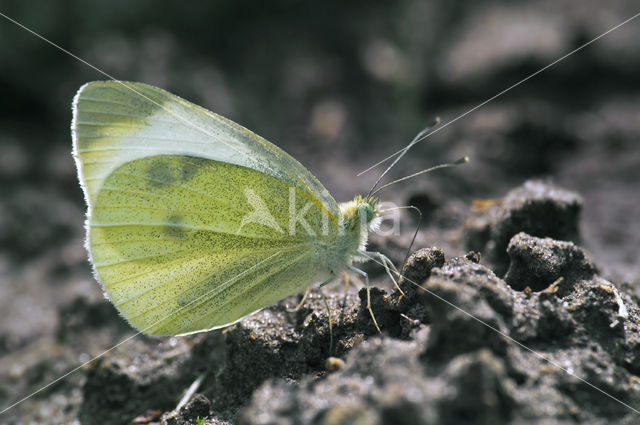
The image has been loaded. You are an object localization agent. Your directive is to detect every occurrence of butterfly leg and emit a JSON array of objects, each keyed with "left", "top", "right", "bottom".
[
  {"left": 347, "top": 265, "right": 382, "bottom": 333},
  {"left": 358, "top": 250, "right": 405, "bottom": 298},
  {"left": 341, "top": 270, "right": 352, "bottom": 294},
  {"left": 315, "top": 275, "right": 338, "bottom": 353},
  {"left": 286, "top": 285, "right": 313, "bottom": 312},
  {"left": 319, "top": 290, "right": 334, "bottom": 353}
]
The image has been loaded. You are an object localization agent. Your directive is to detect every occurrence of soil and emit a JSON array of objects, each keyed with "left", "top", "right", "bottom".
[{"left": 1, "top": 1, "right": 639, "bottom": 424}]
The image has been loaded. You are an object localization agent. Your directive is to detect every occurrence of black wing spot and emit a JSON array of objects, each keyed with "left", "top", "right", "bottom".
[
  {"left": 147, "top": 159, "right": 175, "bottom": 187},
  {"left": 177, "top": 157, "right": 205, "bottom": 182},
  {"left": 147, "top": 156, "right": 206, "bottom": 188},
  {"left": 165, "top": 214, "right": 188, "bottom": 239}
]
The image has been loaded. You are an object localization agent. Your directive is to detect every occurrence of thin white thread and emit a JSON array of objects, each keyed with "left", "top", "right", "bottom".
[
  {"left": 1, "top": 5, "right": 639, "bottom": 418},
  {"left": 357, "top": 10, "right": 640, "bottom": 177},
  {"left": 0, "top": 12, "right": 267, "bottom": 175},
  {"left": 0, "top": 252, "right": 281, "bottom": 414},
  {"left": 360, "top": 252, "right": 640, "bottom": 416},
  {"left": 0, "top": 331, "right": 143, "bottom": 415}
]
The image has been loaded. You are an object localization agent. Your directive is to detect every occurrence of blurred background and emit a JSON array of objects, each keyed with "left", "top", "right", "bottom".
[{"left": 0, "top": 0, "right": 639, "bottom": 421}]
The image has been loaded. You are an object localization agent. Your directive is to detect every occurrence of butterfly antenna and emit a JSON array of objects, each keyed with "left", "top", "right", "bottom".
[
  {"left": 370, "top": 156, "right": 469, "bottom": 197},
  {"left": 367, "top": 118, "right": 440, "bottom": 197}
]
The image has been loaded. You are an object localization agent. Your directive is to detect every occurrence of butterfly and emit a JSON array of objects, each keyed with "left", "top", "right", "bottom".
[{"left": 72, "top": 81, "right": 402, "bottom": 336}]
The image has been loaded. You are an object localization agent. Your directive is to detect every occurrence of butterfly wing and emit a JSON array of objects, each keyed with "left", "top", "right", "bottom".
[{"left": 72, "top": 82, "right": 341, "bottom": 335}]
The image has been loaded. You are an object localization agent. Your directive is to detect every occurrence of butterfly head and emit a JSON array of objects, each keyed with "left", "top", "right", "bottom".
[
  {"left": 355, "top": 195, "right": 380, "bottom": 252},
  {"left": 339, "top": 194, "right": 381, "bottom": 243},
  {"left": 358, "top": 195, "right": 379, "bottom": 225}
]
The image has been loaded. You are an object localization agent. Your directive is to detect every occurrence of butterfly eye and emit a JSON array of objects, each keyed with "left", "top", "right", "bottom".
[{"left": 358, "top": 203, "right": 375, "bottom": 223}]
